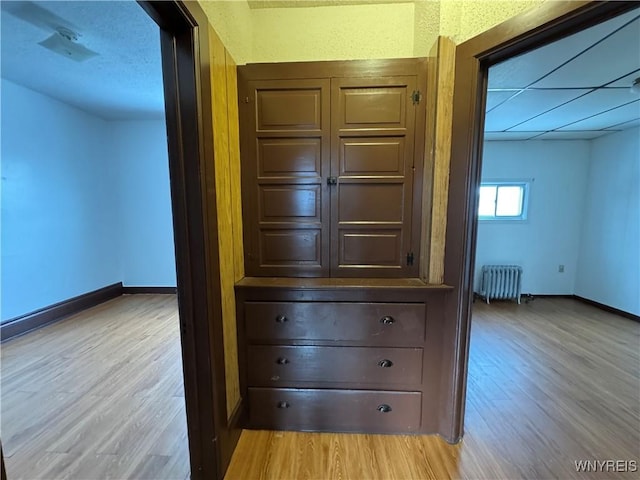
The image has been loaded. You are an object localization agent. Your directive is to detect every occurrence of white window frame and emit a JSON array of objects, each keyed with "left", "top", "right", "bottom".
[{"left": 478, "top": 180, "right": 530, "bottom": 221}]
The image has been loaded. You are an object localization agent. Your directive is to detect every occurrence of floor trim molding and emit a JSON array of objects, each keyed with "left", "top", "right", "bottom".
[
  {"left": 522, "top": 294, "right": 639, "bottom": 322},
  {"left": 573, "top": 295, "right": 639, "bottom": 322},
  {"left": 1, "top": 282, "right": 123, "bottom": 342},
  {"left": 228, "top": 398, "right": 246, "bottom": 432},
  {"left": 122, "top": 286, "right": 178, "bottom": 294}
]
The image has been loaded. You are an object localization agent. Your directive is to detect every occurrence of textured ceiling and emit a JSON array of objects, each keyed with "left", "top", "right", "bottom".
[
  {"left": 247, "top": 0, "right": 412, "bottom": 9},
  {"left": 2, "top": 1, "right": 638, "bottom": 132},
  {"left": 0, "top": 0, "right": 164, "bottom": 120},
  {"left": 486, "top": 7, "right": 640, "bottom": 141}
]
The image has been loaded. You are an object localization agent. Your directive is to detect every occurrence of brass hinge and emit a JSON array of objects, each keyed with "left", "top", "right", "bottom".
[
  {"left": 411, "top": 90, "right": 421, "bottom": 105},
  {"left": 406, "top": 252, "right": 414, "bottom": 266}
]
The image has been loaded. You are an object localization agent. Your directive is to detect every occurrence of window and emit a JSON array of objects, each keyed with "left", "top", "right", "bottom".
[{"left": 478, "top": 182, "right": 529, "bottom": 220}]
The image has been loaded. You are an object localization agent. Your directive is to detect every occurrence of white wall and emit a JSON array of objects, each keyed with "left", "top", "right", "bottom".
[
  {"left": 575, "top": 127, "right": 640, "bottom": 316},
  {"left": 475, "top": 140, "right": 591, "bottom": 294},
  {"left": 1, "top": 80, "right": 176, "bottom": 322},
  {"left": 1, "top": 79, "right": 122, "bottom": 320},
  {"left": 111, "top": 120, "right": 176, "bottom": 287}
]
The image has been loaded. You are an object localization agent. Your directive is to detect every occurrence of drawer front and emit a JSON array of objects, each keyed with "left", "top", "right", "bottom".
[
  {"left": 245, "top": 302, "right": 425, "bottom": 344},
  {"left": 248, "top": 387, "right": 422, "bottom": 433},
  {"left": 248, "top": 345, "right": 423, "bottom": 386}
]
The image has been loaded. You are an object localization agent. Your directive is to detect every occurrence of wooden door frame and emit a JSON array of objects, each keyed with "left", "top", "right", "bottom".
[
  {"left": 444, "top": 0, "right": 639, "bottom": 441},
  {"left": 137, "top": 2, "right": 239, "bottom": 479}
]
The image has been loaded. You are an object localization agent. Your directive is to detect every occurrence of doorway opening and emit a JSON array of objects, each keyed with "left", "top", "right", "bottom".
[
  {"left": 0, "top": 1, "right": 189, "bottom": 478},
  {"left": 463, "top": 6, "right": 640, "bottom": 470}
]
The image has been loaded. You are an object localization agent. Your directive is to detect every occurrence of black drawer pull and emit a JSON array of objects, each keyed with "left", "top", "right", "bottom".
[
  {"left": 377, "top": 404, "right": 392, "bottom": 413},
  {"left": 380, "top": 315, "right": 395, "bottom": 325},
  {"left": 276, "top": 357, "right": 289, "bottom": 365},
  {"left": 275, "top": 314, "right": 288, "bottom": 323},
  {"left": 277, "top": 401, "right": 290, "bottom": 409},
  {"left": 377, "top": 359, "right": 393, "bottom": 368}
]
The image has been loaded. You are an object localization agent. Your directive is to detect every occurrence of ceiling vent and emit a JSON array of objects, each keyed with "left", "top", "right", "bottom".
[
  {"left": 38, "top": 27, "right": 98, "bottom": 62},
  {"left": 4, "top": 1, "right": 99, "bottom": 62}
]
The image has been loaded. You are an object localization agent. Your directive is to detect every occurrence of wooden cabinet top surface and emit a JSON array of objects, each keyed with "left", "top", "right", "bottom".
[{"left": 236, "top": 276, "right": 453, "bottom": 290}]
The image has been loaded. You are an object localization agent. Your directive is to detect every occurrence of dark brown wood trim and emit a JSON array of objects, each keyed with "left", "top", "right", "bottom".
[
  {"left": 444, "top": 0, "right": 639, "bottom": 444},
  {"left": 137, "top": 1, "right": 236, "bottom": 479},
  {"left": 524, "top": 294, "right": 574, "bottom": 298},
  {"left": 1, "top": 443, "right": 5, "bottom": 480},
  {"left": 227, "top": 397, "right": 247, "bottom": 435},
  {"left": 236, "top": 276, "right": 452, "bottom": 290},
  {"left": 122, "top": 286, "right": 178, "bottom": 294},
  {"left": 411, "top": 58, "right": 429, "bottom": 279},
  {"left": 518, "top": 294, "right": 639, "bottom": 321},
  {"left": 573, "top": 295, "right": 640, "bottom": 322},
  {"left": 238, "top": 58, "right": 426, "bottom": 81},
  {"left": 0, "top": 282, "right": 123, "bottom": 342},
  {"left": 513, "top": 294, "right": 571, "bottom": 304}
]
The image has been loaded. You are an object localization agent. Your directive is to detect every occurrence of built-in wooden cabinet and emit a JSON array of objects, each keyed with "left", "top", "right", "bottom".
[
  {"left": 235, "top": 59, "right": 447, "bottom": 435},
  {"left": 235, "top": 278, "right": 451, "bottom": 434},
  {"left": 238, "top": 59, "right": 427, "bottom": 277}
]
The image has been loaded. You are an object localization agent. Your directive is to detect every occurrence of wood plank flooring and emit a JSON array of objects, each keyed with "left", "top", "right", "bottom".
[
  {"left": 225, "top": 298, "right": 640, "bottom": 479},
  {"left": 2, "top": 296, "right": 638, "bottom": 479},
  {"left": 1, "top": 295, "right": 189, "bottom": 480}
]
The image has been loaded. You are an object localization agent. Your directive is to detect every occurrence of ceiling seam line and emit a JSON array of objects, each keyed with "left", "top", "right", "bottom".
[
  {"left": 522, "top": 12, "right": 640, "bottom": 89},
  {"left": 548, "top": 99, "right": 640, "bottom": 132}
]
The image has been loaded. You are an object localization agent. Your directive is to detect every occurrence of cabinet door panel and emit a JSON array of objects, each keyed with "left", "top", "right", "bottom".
[
  {"left": 260, "top": 186, "right": 321, "bottom": 222},
  {"left": 242, "top": 79, "right": 331, "bottom": 276},
  {"left": 341, "top": 138, "right": 405, "bottom": 175},
  {"left": 258, "top": 139, "right": 321, "bottom": 177},
  {"left": 257, "top": 89, "right": 322, "bottom": 131},
  {"left": 341, "top": 88, "right": 406, "bottom": 127},
  {"left": 331, "top": 77, "right": 418, "bottom": 277},
  {"left": 259, "top": 230, "right": 322, "bottom": 266},
  {"left": 338, "top": 184, "right": 404, "bottom": 223},
  {"left": 340, "top": 231, "right": 402, "bottom": 266}
]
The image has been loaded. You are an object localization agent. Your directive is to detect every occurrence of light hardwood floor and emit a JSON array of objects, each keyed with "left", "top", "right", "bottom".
[
  {"left": 2, "top": 296, "right": 638, "bottom": 479},
  {"left": 1, "top": 295, "right": 189, "bottom": 480},
  {"left": 225, "top": 298, "right": 640, "bottom": 480}
]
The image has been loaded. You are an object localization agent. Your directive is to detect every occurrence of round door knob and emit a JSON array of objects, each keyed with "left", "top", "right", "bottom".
[
  {"left": 380, "top": 316, "right": 395, "bottom": 325},
  {"left": 377, "top": 404, "right": 392, "bottom": 413},
  {"left": 275, "top": 315, "right": 288, "bottom": 323},
  {"left": 378, "top": 359, "right": 393, "bottom": 368},
  {"left": 277, "top": 401, "right": 290, "bottom": 409},
  {"left": 276, "top": 357, "right": 289, "bottom": 365}
]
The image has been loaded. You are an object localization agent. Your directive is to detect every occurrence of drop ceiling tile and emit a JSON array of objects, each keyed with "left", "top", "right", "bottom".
[
  {"left": 483, "top": 131, "right": 542, "bottom": 141},
  {"left": 488, "top": 8, "right": 640, "bottom": 89},
  {"left": 509, "top": 89, "right": 636, "bottom": 131},
  {"left": 536, "top": 131, "right": 612, "bottom": 140},
  {"left": 604, "top": 117, "right": 640, "bottom": 130},
  {"left": 485, "top": 89, "right": 590, "bottom": 131},
  {"left": 485, "top": 90, "right": 519, "bottom": 111},
  {"left": 532, "top": 14, "right": 640, "bottom": 89},
  {"left": 557, "top": 100, "right": 640, "bottom": 131}
]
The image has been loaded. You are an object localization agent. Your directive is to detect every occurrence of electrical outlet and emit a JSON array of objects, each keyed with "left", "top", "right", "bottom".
[{"left": 558, "top": 264, "right": 565, "bottom": 273}]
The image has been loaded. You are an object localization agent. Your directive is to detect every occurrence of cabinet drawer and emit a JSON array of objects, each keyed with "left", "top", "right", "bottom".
[
  {"left": 245, "top": 302, "right": 425, "bottom": 344},
  {"left": 248, "top": 345, "right": 423, "bottom": 386},
  {"left": 248, "top": 387, "right": 422, "bottom": 433}
]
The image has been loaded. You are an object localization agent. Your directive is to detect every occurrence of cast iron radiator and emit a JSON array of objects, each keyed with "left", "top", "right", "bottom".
[{"left": 478, "top": 265, "right": 522, "bottom": 304}]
